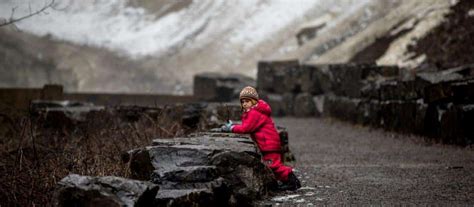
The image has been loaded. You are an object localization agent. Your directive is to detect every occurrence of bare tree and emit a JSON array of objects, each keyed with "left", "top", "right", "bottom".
[{"left": 0, "top": 0, "right": 55, "bottom": 27}]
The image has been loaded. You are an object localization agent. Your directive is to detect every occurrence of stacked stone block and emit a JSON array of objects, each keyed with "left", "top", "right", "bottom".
[{"left": 257, "top": 60, "right": 474, "bottom": 145}]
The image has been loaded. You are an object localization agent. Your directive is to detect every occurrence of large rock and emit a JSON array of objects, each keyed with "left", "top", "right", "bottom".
[
  {"left": 293, "top": 93, "right": 317, "bottom": 117},
  {"left": 259, "top": 92, "right": 295, "bottom": 116},
  {"left": 257, "top": 60, "right": 299, "bottom": 94},
  {"left": 300, "top": 63, "right": 399, "bottom": 97},
  {"left": 322, "top": 64, "right": 399, "bottom": 98},
  {"left": 323, "top": 95, "right": 427, "bottom": 133},
  {"left": 282, "top": 93, "right": 296, "bottom": 116},
  {"left": 126, "top": 133, "right": 275, "bottom": 206},
  {"left": 439, "top": 104, "right": 474, "bottom": 146},
  {"left": 193, "top": 73, "right": 255, "bottom": 102},
  {"left": 424, "top": 78, "right": 474, "bottom": 104},
  {"left": 300, "top": 64, "right": 325, "bottom": 95},
  {"left": 323, "top": 95, "right": 365, "bottom": 124},
  {"left": 30, "top": 100, "right": 104, "bottom": 129},
  {"left": 259, "top": 93, "right": 286, "bottom": 116},
  {"left": 416, "top": 64, "right": 474, "bottom": 85},
  {"left": 155, "top": 182, "right": 229, "bottom": 207},
  {"left": 55, "top": 174, "right": 159, "bottom": 207},
  {"left": 378, "top": 100, "right": 427, "bottom": 134},
  {"left": 296, "top": 13, "right": 332, "bottom": 46},
  {"left": 361, "top": 79, "right": 427, "bottom": 101},
  {"left": 425, "top": 103, "right": 474, "bottom": 145}
]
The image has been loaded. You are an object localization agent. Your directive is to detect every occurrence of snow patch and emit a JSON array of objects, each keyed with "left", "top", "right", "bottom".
[
  {"left": 300, "top": 186, "right": 317, "bottom": 190},
  {"left": 295, "top": 198, "right": 306, "bottom": 203},
  {"left": 271, "top": 194, "right": 301, "bottom": 202},
  {"left": 468, "top": 9, "right": 474, "bottom": 17}
]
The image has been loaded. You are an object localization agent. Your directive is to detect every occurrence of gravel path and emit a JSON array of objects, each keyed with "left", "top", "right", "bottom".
[{"left": 259, "top": 117, "right": 474, "bottom": 206}]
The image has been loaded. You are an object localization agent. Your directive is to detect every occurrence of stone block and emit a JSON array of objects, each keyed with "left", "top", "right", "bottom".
[
  {"left": 282, "top": 93, "right": 296, "bottom": 116},
  {"left": 293, "top": 93, "right": 317, "bottom": 117},
  {"left": 193, "top": 73, "right": 255, "bottom": 102},
  {"left": 439, "top": 104, "right": 474, "bottom": 145},
  {"left": 30, "top": 100, "right": 104, "bottom": 130},
  {"left": 361, "top": 78, "right": 427, "bottom": 101},
  {"left": 257, "top": 60, "right": 299, "bottom": 93},
  {"left": 328, "top": 64, "right": 398, "bottom": 98},
  {"left": 323, "top": 95, "right": 364, "bottom": 124},
  {"left": 379, "top": 100, "right": 427, "bottom": 134},
  {"left": 55, "top": 174, "right": 159, "bottom": 207},
  {"left": 424, "top": 78, "right": 474, "bottom": 104},
  {"left": 260, "top": 93, "right": 286, "bottom": 117},
  {"left": 259, "top": 92, "right": 293, "bottom": 116},
  {"left": 305, "top": 63, "right": 399, "bottom": 98},
  {"left": 300, "top": 65, "right": 324, "bottom": 95},
  {"left": 322, "top": 95, "right": 428, "bottom": 131},
  {"left": 155, "top": 181, "right": 229, "bottom": 207}
]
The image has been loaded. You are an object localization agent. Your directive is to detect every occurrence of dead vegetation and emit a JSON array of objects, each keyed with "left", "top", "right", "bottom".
[{"left": 0, "top": 106, "right": 184, "bottom": 206}]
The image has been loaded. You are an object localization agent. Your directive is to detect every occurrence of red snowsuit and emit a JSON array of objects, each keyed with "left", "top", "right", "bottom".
[{"left": 232, "top": 100, "right": 293, "bottom": 181}]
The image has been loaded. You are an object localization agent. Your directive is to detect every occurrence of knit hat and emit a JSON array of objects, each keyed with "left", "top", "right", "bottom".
[{"left": 239, "top": 86, "right": 259, "bottom": 101}]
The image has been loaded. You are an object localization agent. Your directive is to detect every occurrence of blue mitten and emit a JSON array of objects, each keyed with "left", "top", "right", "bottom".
[{"left": 221, "top": 120, "right": 234, "bottom": 132}]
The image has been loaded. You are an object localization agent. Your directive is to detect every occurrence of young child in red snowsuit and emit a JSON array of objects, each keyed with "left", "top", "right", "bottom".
[{"left": 221, "top": 86, "right": 301, "bottom": 191}]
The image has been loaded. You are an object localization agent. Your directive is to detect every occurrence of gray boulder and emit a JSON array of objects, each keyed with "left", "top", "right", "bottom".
[
  {"left": 259, "top": 93, "right": 286, "bottom": 116},
  {"left": 126, "top": 133, "right": 275, "bottom": 206},
  {"left": 378, "top": 100, "right": 427, "bottom": 134},
  {"left": 30, "top": 100, "right": 104, "bottom": 129},
  {"left": 293, "top": 93, "right": 317, "bottom": 117},
  {"left": 55, "top": 174, "right": 159, "bottom": 207},
  {"left": 424, "top": 78, "right": 474, "bottom": 104},
  {"left": 193, "top": 73, "right": 255, "bottom": 102},
  {"left": 257, "top": 60, "right": 299, "bottom": 94},
  {"left": 361, "top": 79, "right": 427, "bottom": 101}
]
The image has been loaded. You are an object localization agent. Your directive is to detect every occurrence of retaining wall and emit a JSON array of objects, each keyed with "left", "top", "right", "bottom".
[{"left": 257, "top": 61, "right": 474, "bottom": 146}]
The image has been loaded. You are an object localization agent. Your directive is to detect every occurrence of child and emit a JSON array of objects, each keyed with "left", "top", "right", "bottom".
[{"left": 221, "top": 86, "right": 301, "bottom": 191}]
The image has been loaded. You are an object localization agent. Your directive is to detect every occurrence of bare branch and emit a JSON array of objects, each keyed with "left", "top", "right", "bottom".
[{"left": 0, "top": 0, "right": 55, "bottom": 27}]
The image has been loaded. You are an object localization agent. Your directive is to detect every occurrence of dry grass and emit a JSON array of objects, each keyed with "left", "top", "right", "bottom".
[{"left": 0, "top": 107, "right": 185, "bottom": 206}]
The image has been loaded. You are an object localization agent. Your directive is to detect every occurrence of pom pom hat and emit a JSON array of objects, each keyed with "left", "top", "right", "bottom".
[{"left": 239, "top": 86, "right": 259, "bottom": 101}]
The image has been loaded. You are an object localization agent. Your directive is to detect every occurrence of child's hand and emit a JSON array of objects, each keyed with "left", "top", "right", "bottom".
[{"left": 221, "top": 121, "right": 234, "bottom": 132}]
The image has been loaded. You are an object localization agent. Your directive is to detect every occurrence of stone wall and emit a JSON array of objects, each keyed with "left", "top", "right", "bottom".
[
  {"left": 1, "top": 72, "right": 253, "bottom": 111},
  {"left": 257, "top": 60, "right": 474, "bottom": 146},
  {"left": 0, "top": 85, "right": 199, "bottom": 111},
  {"left": 29, "top": 101, "right": 242, "bottom": 134}
]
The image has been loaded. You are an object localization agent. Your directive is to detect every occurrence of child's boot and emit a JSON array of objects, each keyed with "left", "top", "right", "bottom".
[{"left": 278, "top": 172, "right": 301, "bottom": 191}]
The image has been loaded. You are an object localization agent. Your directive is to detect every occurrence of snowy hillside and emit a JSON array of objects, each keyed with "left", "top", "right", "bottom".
[
  {"left": 0, "top": 0, "right": 369, "bottom": 57},
  {"left": 0, "top": 0, "right": 373, "bottom": 94}
]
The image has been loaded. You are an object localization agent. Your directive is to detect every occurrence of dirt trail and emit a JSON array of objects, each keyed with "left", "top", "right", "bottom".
[{"left": 260, "top": 117, "right": 474, "bottom": 206}]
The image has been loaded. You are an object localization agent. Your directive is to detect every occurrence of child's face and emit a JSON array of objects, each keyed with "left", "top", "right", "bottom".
[{"left": 241, "top": 98, "right": 254, "bottom": 110}]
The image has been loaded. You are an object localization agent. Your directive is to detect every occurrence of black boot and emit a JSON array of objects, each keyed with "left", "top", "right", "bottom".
[{"left": 278, "top": 172, "right": 301, "bottom": 191}]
